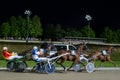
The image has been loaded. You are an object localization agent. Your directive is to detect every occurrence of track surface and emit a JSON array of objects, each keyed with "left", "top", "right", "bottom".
[{"left": 0, "top": 69, "right": 120, "bottom": 80}]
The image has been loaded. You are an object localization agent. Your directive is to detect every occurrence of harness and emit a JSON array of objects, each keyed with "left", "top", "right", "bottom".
[
  {"left": 71, "top": 50, "right": 76, "bottom": 55},
  {"left": 99, "top": 50, "right": 108, "bottom": 60},
  {"left": 101, "top": 50, "right": 108, "bottom": 56}
]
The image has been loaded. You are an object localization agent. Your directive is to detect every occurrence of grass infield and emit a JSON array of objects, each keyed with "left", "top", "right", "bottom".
[{"left": 0, "top": 60, "right": 119, "bottom": 68}]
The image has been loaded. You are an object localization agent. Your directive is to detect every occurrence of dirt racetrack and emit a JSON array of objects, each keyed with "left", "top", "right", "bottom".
[{"left": 0, "top": 70, "right": 120, "bottom": 80}]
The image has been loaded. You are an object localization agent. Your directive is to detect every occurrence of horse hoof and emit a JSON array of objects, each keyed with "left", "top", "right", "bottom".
[{"left": 115, "top": 65, "right": 118, "bottom": 67}]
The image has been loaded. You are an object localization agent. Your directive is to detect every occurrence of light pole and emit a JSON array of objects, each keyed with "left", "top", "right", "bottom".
[
  {"left": 24, "top": 10, "right": 32, "bottom": 44},
  {"left": 85, "top": 14, "right": 92, "bottom": 38}
]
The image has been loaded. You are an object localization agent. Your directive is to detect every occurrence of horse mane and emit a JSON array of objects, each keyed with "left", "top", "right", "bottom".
[{"left": 103, "top": 46, "right": 115, "bottom": 54}]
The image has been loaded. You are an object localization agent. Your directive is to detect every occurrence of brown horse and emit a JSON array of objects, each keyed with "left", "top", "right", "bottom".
[
  {"left": 90, "top": 46, "right": 117, "bottom": 67},
  {"left": 52, "top": 43, "right": 89, "bottom": 72},
  {"left": 18, "top": 48, "right": 33, "bottom": 60}
]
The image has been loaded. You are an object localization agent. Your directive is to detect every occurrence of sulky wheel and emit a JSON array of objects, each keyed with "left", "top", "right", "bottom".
[
  {"left": 6, "top": 61, "right": 15, "bottom": 71},
  {"left": 37, "top": 64, "right": 45, "bottom": 73},
  {"left": 45, "top": 63, "right": 55, "bottom": 74},
  {"left": 86, "top": 62, "right": 95, "bottom": 73},
  {"left": 73, "top": 63, "right": 80, "bottom": 72},
  {"left": 16, "top": 61, "right": 27, "bottom": 72}
]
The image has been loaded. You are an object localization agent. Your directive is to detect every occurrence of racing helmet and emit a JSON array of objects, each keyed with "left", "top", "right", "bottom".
[
  {"left": 3, "top": 47, "right": 8, "bottom": 50},
  {"left": 33, "top": 46, "right": 38, "bottom": 50},
  {"left": 40, "top": 48, "right": 44, "bottom": 52}
]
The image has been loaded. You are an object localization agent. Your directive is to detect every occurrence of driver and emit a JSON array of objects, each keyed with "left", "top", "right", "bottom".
[
  {"left": 2, "top": 47, "right": 23, "bottom": 60},
  {"left": 79, "top": 52, "right": 89, "bottom": 62},
  {"left": 32, "top": 46, "right": 49, "bottom": 62}
]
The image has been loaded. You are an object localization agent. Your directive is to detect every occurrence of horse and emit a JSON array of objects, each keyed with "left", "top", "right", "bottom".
[
  {"left": 18, "top": 42, "right": 55, "bottom": 60},
  {"left": 18, "top": 48, "right": 33, "bottom": 61},
  {"left": 51, "top": 43, "right": 89, "bottom": 72},
  {"left": 18, "top": 42, "right": 56, "bottom": 60},
  {"left": 89, "top": 46, "right": 117, "bottom": 67}
]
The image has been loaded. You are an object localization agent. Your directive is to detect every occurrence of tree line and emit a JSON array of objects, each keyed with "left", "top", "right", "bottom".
[{"left": 0, "top": 15, "right": 120, "bottom": 43}]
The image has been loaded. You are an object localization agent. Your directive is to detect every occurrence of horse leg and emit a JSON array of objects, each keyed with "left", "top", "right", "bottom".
[
  {"left": 80, "top": 61, "right": 86, "bottom": 67},
  {"left": 99, "top": 61, "right": 104, "bottom": 67},
  {"left": 67, "top": 62, "right": 74, "bottom": 71},
  {"left": 98, "top": 55, "right": 105, "bottom": 67},
  {"left": 55, "top": 60, "right": 66, "bottom": 70},
  {"left": 109, "top": 61, "right": 116, "bottom": 67},
  {"left": 59, "top": 60, "right": 67, "bottom": 72},
  {"left": 107, "top": 57, "right": 117, "bottom": 67},
  {"left": 67, "top": 58, "right": 79, "bottom": 71}
]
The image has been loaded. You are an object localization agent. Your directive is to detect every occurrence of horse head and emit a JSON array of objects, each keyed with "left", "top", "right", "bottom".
[
  {"left": 77, "top": 42, "right": 89, "bottom": 53},
  {"left": 106, "top": 46, "right": 116, "bottom": 54}
]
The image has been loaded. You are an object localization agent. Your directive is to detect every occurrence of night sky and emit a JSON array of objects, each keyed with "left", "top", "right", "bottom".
[{"left": 0, "top": 0, "right": 120, "bottom": 33}]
